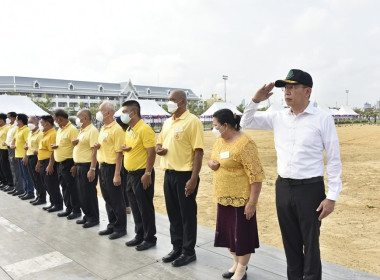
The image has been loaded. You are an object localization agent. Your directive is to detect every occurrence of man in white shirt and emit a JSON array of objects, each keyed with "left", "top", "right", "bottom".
[{"left": 241, "top": 69, "right": 342, "bottom": 280}]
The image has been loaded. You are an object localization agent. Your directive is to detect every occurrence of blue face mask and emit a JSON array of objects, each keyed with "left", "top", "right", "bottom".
[{"left": 120, "top": 113, "right": 132, "bottom": 124}]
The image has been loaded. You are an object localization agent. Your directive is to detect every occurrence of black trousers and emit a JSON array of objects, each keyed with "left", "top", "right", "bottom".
[
  {"left": 126, "top": 168, "right": 156, "bottom": 243},
  {"left": 164, "top": 170, "right": 199, "bottom": 256},
  {"left": 40, "top": 159, "right": 62, "bottom": 207},
  {"left": 57, "top": 159, "right": 80, "bottom": 213},
  {"left": 0, "top": 149, "right": 13, "bottom": 186},
  {"left": 121, "top": 163, "right": 130, "bottom": 207},
  {"left": 276, "top": 177, "right": 326, "bottom": 280},
  {"left": 99, "top": 163, "right": 126, "bottom": 233},
  {"left": 27, "top": 155, "right": 44, "bottom": 200},
  {"left": 76, "top": 163, "right": 99, "bottom": 222}
]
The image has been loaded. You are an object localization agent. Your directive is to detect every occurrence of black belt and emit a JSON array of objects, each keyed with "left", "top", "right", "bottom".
[
  {"left": 76, "top": 162, "right": 91, "bottom": 167},
  {"left": 27, "top": 155, "right": 37, "bottom": 158},
  {"left": 100, "top": 162, "right": 115, "bottom": 167},
  {"left": 127, "top": 169, "right": 145, "bottom": 175},
  {"left": 278, "top": 176, "right": 323, "bottom": 186},
  {"left": 165, "top": 169, "right": 192, "bottom": 174}
]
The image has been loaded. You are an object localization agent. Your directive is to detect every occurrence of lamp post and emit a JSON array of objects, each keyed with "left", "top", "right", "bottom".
[
  {"left": 222, "top": 75, "right": 228, "bottom": 102},
  {"left": 345, "top": 89, "right": 349, "bottom": 106}
]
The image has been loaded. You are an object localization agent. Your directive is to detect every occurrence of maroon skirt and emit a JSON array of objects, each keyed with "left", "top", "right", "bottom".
[{"left": 214, "top": 203, "right": 259, "bottom": 256}]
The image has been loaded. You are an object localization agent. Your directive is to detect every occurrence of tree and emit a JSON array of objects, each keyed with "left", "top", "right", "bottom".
[
  {"left": 236, "top": 104, "right": 245, "bottom": 113},
  {"left": 32, "top": 93, "right": 54, "bottom": 114}
]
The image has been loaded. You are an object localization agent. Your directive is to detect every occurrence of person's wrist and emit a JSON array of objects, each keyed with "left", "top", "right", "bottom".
[
  {"left": 145, "top": 171, "right": 151, "bottom": 176},
  {"left": 247, "top": 201, "right": 257, "bottom": 206},
  {"left": 90, "top": 167, "right": 95, "bottom": 171},
  {"left": 252, "top": 98, "right": 260, "bottom": 103}
]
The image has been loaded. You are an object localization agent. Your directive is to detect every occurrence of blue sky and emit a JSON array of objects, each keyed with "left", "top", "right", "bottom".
[{"left": 1, "top": 0, "right": 379, "bottom": 108}]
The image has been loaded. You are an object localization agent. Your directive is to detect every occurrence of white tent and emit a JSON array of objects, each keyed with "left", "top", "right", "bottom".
[
  {"left": 115, "top": 99, "right": 169, "bottom": 120},
  {"left": 0, "top": 94, "right": 48, "bottom": 116},
  {"left": 200, "top": 102, "right": 241, "bottom": 118},
  {"left": 266, "top": 102, "right": 284, "bottom": 112},
  {"left": 336, "top": 105, "right": 359, "bottom": 116},
  {"left": 317, "top": 103, "right": 334, "bottom": 115}
]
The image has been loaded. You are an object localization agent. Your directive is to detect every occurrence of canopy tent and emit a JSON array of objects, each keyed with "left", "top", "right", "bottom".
[
  {"left": 0, "top": 94, "right": 48, "bottom": 116},
  {"left": 115, "top": 99, "right": 169, "bottom": 118},
  {"left": 200, "top": 102, "right": 241, "bottom": 118},
  {"left": 266, "top": 102, "right": 285, "bottom": 112},
  {"left": 336, "top": 105, "right": 359, "bottom": 116},
  {"left": 317, "top": 103, "right": 334, "bottom": 115}
]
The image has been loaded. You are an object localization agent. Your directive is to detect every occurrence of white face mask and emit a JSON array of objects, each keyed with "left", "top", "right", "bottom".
[
  {"left": 96, "top": 111, "right": 104, "bottom": 122},
  {"left": 120, "top": 113, "right": 132, "bottom": 124},
  {"left": 54, "top": 121, "right": 59, "bottom": 128},
  {"left": 6, "top": 118, "right": 11, "bottom": 125},
  {"left": 167, "top": 101, "right": 179, "bottom": 113},
  {"left": 27, "top": 123, "right": 36, "bottom": 131},
  {"left": 75, "top": 118, "right": 83, "bottom": 128},
  {"left": 212, "top": 127, "right": 221, "bottom": 138},
  {"left": 39, "top": 123, "right": 44, "bottom": 132}
]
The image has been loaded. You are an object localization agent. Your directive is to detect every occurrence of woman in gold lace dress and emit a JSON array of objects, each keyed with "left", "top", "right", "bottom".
[{"left": 208, "top": 109, "right": 265, "bottom": 280}]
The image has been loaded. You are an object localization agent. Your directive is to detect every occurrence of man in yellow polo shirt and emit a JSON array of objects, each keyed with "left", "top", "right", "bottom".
[
  {"left": 24, "top": 116, "right": 45, "bottom": 205},
  {"left": 156, "top": 90, "right": 204, "bottom": 267},
  {"left": 36, "top": 115, "right": 63, "bottom": 212},
  {"left": 2, "top": 112, "right": 20, "bottom": 194},
  {"left": 94, "top": 101, "right": 126, "bottom": 240},
  {"left": 72, "top": 109, "right": 100, "bottom": 228},
  {"left": 0, "top": 113, "right": 13, "bottom": 191},
  {"left": 121, "top": 100, "right": 157, "bottom": 251},
  {"left": 52, "top": 109, "right": 81, "bottom": 220},
  {"left": 10, "top": 113, "right": 35, "bottom": 199}
]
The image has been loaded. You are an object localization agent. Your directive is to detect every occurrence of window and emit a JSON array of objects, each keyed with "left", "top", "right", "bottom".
[
  {"left": 167, "top": 89, "right": 171, "bottom": 95},
  {"left": 185, "top": 90, "right": 189, "bottom": 97},
  {"left": 58, "top": 102, "right": 67, "bottom": 107},
  {"left": 98, "top": 85, "right": 104, "bottom": 92},
  {"left": 69, "top": 102, "right": 78, "bottom": 107},
  {"left": 89, "top": 96, "right": 95, "bottom": 99},
  {"left": 33, "top": 80, "right": 40, "bottom": 89},
  {"left": 80, "top": 95, "right": 87, "bottom": 99},
  {"left": 68, "top": 83, "right": 74, "bottom": 91},
  {"left": 51, "top": 102, "right": 57, "bottom": 107},
  {"left": 146, "top": 88, "right": 151, "bottom": 94}
]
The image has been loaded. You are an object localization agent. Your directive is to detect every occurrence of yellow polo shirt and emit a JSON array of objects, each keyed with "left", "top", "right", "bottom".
[
  {"left": 97, "top": 120, "right": 124, "bottom": 164},
  {"left": 54, "top": 122, "right": 79, "bottom": 162},
  {"left": 0, "top": 125, "right": 9, "bottom": 150},
  {"left": 14, "top": 125, "right": 30, "bottom": 158},
  {"left": 157, "top": 110, "right": 204, "bottom": 171},
  {"left": 27, "top": 129, "right": 43, "bottom": 156},
  {"left": 73, "top": 124, "right": 99, "bottom": 163},
  {"left": 123, "top": 119, "right": 155, "bottom": 171},
  {"left": 38, "top": 127, "right": 56, "bottom": 161}
]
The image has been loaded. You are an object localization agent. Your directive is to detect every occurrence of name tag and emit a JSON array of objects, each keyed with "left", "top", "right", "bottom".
[
  {"left": 220, "top": 151, "right": 230, "bottom": 159},
  {"left": 103, "top": 132, "right": 109, "bottom": 137},
  {"left": 174, "top": 126, "right": 183, "bottom": 133},
  {"left": 78, "top": 135, "right": 84, "bottom": 140},
  {"left": 61, "top": 135, "right": 68, "bottom": 139}
]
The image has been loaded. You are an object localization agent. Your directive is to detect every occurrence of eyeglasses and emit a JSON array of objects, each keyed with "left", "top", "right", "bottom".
[{"left": 281, "top": 84, "right": 308, "bottom": 92}]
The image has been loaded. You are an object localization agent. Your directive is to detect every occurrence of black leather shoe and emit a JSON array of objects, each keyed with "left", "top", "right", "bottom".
[
  {"left": 99, "top": 228, "right": 113, "bottom": 236},
  {"left": 67, "top": 212, "right": 81, "bottom": 220},
  {"left": 43, "top": 204, "right": 54, "bottom": 210},
  {"left": 2, "top": 185, "right": 11, "bottom": 191},
  {"left": 8, "top": 189, "right": 17, "bottom": 194},
  {"left": 33, "top": 199, "right": 46, "bottom": 206},
  {"left": 47, "top": 205, "right": 63, "bottom": 213},
  {"left": 83, "top": 221, "right": 99, "bottom": 228},
  {"left": 162, "top": 249, "right": 182, "bottom": 263},
  {"left": 57, "top": 210, "right": 71, "bottom": 217},
  {"left": 136, "top": 241, "right": 156, "bottom": 251},
  {"left": 125, "top": 238, "right": 143, "bottom": 247},
  {"left": 76, "top": 219, "right": 87, "bottom": 224},
  {"left": 172, "top": 254, "right": 196, "bottom": 267},
  {"left": 12, "top": 190, "right": 24, "bottom": 196},
  {"left": 21, "top": 194, "right": 35, "bottom": 200},
  {"left": 30, "top": 198, "right": 39, "bottom": 203},
  {"left": 18, "top": 192, "right": 26, "bottom": 198},
  {"left": 222, "top": 266, "right": 248, "bottom": 279},
  {"left": 108, "top": 231, "right": 126, "bottom": 240}
]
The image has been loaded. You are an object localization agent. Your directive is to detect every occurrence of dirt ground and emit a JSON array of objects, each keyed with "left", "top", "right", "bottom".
[{"left": 151, "top": 124, "right": 380, "bottom": 275}]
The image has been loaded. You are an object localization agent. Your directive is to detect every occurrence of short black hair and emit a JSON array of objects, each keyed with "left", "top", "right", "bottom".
[
  {"left": 7, "top": 112, "right": 17, "bottom": 118},
  {"left": 213, "top": 109, "right": 241, "bottom": 131},
  {"left": 54, "top": 109, "right": 68, "bottom": 119},
  {"left": 0, "top": 113, "right": 7, "bottom": 122},
  {"left": 16, "top": 113, "right": 28, "bottom": 125},
  {"left": 122, "top": 100, "right": 141, "bottom": 118},
  {"left": 41, "top": 115, "right": 54, "bottom": 125}
]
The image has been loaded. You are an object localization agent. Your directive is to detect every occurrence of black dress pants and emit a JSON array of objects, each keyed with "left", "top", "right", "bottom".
[
  {"left": 27, "top": 155, "right": 45, "bottom": 200},
  {"left": 164, "top": 170, "right": 199, "bottom": 256},
  {"left": 126, "top": 168, "right": 156, "bottom": 243},
  {"left": 57, "top": 159, "right": 80, "bottom": 213},
  {"left": 0, "top": 149, "right": 13, "bottom": 186},
  {"left": 76, "top": 163, "right": 99, "bottom": 222},
  {"left": 276, "top": 177, "right": 326, "bottom": 280},
  {"left": 99, "top": 163, "right": 126, "bottom": 233},
  {"left": 40, "top": 159, "right": 62, "bottom": 207}
]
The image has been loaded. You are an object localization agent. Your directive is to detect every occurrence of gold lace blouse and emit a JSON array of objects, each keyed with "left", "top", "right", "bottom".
[{"left": 211, "top": 133, "right": 265, "bottom": 207}]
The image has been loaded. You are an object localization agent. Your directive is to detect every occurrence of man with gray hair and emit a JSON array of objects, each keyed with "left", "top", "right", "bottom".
[{"left": 94, "top": 101, "right": 126, "bottom": 240}]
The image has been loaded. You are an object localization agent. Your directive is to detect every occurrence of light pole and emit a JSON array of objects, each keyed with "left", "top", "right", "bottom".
[
  {"left": 222, "top": 75, "right": 228, "bottom": 102},
  {"left": 345, "top": 89, "right": 349, "bottom": 106}
]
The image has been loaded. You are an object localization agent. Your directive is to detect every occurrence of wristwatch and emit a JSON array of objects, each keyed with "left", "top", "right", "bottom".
[
  {"left": 90, "top": 167, "right": 96, "bottom": 171},
  {"left": 145, "top": 171, "right": 151, "bottom": 176}
]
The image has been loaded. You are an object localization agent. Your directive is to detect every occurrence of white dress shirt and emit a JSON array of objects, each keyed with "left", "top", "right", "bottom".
[
  {"left": 5, "top": 122, "right": 17, "bottom": 146},
  {"left": 241, "top": 101, "right": 342, "bottom": 201}
]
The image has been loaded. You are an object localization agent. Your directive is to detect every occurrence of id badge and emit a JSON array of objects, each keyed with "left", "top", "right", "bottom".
[{"left": 220, "top": 151, "right": 230, "bottom": 159}]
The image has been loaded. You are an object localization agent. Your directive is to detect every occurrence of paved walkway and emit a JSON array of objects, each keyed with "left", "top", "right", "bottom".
[{"left": 0, "top": 190, "right": 378, "bottom": 280}]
